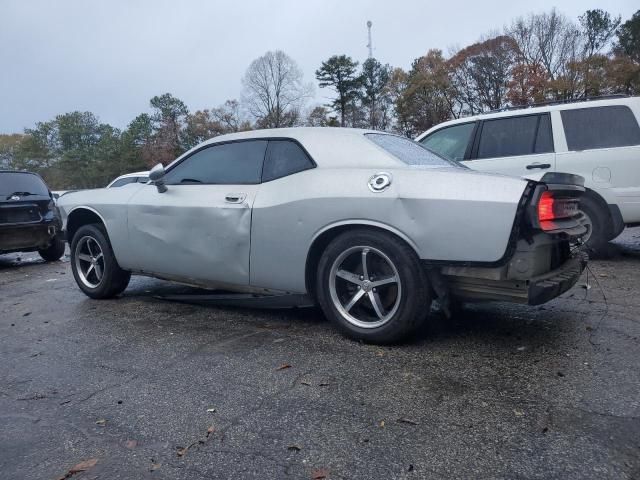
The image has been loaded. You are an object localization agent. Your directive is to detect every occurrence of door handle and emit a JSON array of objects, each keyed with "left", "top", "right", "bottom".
[
  {"left": 526, "top": 163, "right": 551, "bottom": 170},
  {"left": 225, "top": 193, "right": 247, "bottom": 204}
]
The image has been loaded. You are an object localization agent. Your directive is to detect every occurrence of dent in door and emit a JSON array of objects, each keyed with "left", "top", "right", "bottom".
[{"left": 129, "top": 203, "right": 252, "bottom": 284}]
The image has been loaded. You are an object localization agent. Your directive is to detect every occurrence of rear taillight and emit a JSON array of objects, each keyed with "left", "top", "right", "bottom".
[{"left": 537, "top": 190, "right": 578, "bottom": 223}]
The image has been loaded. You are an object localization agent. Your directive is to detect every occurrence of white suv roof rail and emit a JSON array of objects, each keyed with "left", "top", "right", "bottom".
[{"left": 488, "top": 94, "right": 630, "bottom": 114}]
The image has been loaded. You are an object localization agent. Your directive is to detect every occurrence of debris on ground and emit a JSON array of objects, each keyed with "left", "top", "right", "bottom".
[
  {"left": 276, "top": 363, "right": 292, "bottom": 371},
  {"left": 57, "top": 458, "right": 98, "bottom": 480},
  {"left": 176, "top": 425, "right": 215, "bottom": 457}
]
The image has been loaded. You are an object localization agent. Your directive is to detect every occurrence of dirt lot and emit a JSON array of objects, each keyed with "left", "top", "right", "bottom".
[{"left": 1, "top": 229, "right": 639, "bottom": 480}]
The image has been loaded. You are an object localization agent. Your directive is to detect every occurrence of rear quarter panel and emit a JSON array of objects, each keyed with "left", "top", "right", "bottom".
[{"left": 250, "top": 167, "right": 528, "bottom": 293}]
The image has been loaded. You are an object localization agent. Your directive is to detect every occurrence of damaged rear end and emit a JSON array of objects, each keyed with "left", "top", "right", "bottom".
[{"left": 436, "top": 172, "right": 588, "bottom": 306}]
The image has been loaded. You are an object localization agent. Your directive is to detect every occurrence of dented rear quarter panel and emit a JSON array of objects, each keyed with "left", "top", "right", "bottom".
[{"left": 250, "top": 166, "right": 528, "bottom": 293}]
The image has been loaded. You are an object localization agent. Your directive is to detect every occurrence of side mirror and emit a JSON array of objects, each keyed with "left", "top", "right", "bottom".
[{"left": 149, "top": 163, "right": 167, "bottom": 193}]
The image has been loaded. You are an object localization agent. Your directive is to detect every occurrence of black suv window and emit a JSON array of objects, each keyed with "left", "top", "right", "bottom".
[
  {"left": 561, "top": 105, "right": 640, "bottom": 150},
  {"left": 165, "top": 140, "right": 268, "bottom": 185},
  {"left": 420, "top": 122, "right": 475, "bottom": 161},
  {"left": 0, "top": 172, "right": 49, "bottom": 197},
  {"left": 262, "top": 140, "right": 314, "bottom": 182},
  {"left": 476, "top": 114, "right": 553, "bottom": 159}
]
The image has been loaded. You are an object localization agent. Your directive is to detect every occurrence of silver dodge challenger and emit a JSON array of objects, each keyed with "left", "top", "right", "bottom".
[{"left": 58, "top": 128, "right": 587, "bottom": 343}]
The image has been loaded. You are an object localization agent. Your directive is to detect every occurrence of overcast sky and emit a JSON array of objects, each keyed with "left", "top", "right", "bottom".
[{"left": 1, "top": 0, "right": 637, "bottom": 133}]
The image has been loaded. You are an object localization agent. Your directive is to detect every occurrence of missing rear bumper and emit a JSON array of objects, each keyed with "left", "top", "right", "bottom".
[{"left": 442, "top": 250, "right": 588, "bottom": 305}]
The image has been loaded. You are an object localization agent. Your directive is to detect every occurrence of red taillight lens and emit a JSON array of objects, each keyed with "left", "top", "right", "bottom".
[
  {"left": 537, "top": 190, "right": 579, "bottom": 224},
  {"left": 538, "top": 191, "right": 555, "bottom": 222}
]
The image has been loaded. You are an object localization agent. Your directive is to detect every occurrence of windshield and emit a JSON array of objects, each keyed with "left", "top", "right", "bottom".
[
  {"left": 0, "top": 172, "right": 49, "bottom": 197},
  {"left": 365, "top": 133, "right": 461, "bottom": 168}
]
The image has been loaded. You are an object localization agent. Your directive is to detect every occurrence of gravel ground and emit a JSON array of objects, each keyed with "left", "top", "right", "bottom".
[{"left": 1, "top": 228, "right": 639, "bottom": 480}]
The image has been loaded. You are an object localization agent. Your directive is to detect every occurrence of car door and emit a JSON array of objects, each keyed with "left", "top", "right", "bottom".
[
  {"left": 125, "top": 140, "right": 268, "bottom": 287},
  {"left": 462, "top": 113, "right": 556, "bottom": 178}
]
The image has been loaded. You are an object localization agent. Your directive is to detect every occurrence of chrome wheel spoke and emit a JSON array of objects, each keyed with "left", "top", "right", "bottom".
[
  {"left": 368, "top": 291, "right": 385, "bottom": 319},
  {"left": 361, "top": 248, "right": 370, "bottom": 279},
  {"left": 94, "top": 262, "right": 103, "bottom": 281},
  {"left": 86, "top": 241, "right": 94, "bottom": 257},
  {"left": 371, "top": 275, "right": 397, "bottom": 288},
  {"left": 78, "top": 253, "right": 92, "bottom": 263},
  {"left": 344, "top": 289, "right": 366, "bottom": 312},
  {"left": 336, "top": 269, "right": 362, "bottom": 285},
  {"left": 86, "top": 263, "right": 95, "bottom": 278}
]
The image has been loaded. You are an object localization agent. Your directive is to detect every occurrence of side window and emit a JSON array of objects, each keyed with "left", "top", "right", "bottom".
[
  {"left": 420, "top": 123, "right": 475, "bottom": 161},
  {"left": 110, "top": 177, "right": 137, "bottom": 188},
  {"left": 477, "top": 114, "right": 552, "bottom": 159},
  {"left": 164, "top": 140, "right": 267, "bottom": 185},
  {"left": 561, "top": 106, "right": 640, "bottom": 151},
  {"left": 534, "top": 114, "right": 554, "bottom": 154},
  {"left": 262, "top": 140, "right": 314, "bottom": 182}
]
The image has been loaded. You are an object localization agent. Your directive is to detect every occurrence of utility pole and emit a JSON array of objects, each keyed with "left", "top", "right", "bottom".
[{"left": 366, "top": 20, "right": 373, "bottom": 59}]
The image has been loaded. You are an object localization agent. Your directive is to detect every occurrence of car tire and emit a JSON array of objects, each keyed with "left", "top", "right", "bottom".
[
  {"left": 316, "top": 229, "right": 431, "bottom": 344},
  {"left": 70, "top": 224, "right": 131, "bottom": 299},
  {"left": 580, "top": 196, "right": 612, "bottom": 255},
  {"left": 38, "top": 234, "right": 65, "bottom": 262}
]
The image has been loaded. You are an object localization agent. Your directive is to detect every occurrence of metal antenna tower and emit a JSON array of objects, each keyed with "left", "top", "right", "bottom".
[{"left": 366, "top": 21, "right": 373, "bottom": 59}]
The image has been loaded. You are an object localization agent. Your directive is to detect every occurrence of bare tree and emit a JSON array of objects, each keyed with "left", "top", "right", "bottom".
[{"left": 242, "top": 50, "right": 312, "bottom": 128}]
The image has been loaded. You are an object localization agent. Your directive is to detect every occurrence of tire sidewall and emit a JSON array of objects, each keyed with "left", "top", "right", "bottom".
[
  {"left": 70, "top": 224, "right": 124, "bottom": 299},
  {"left": 316, "top": 230, "right": 430, "bottom": 344},
  {"left": 580, "top": 197, "right": 609, "bottom": 252}
]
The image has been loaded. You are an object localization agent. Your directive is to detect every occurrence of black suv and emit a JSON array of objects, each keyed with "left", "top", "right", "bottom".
[{"left": 0, "top": 171, "right": 65, "bottom": 261}]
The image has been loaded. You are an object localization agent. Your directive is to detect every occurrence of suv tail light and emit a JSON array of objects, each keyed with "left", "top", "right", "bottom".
[{"left": 537, "top": 190, "right": 579, "bottom": 223}]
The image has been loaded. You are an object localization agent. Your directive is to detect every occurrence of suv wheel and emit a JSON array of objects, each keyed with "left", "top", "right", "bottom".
[
  {"left": 580, "top": 196, "right": 612, "bottom": 254},
  {"left": 38, "top": 235, "right": 65, "bottom": 262},
  {"left": 70, "top": 224, "right": 131, "bottom": 299},
  {"left": 316, "top": 229, "right": 431, "bottom": 344}
]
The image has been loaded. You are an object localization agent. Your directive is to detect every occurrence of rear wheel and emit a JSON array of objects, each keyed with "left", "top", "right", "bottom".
[
  {"left": 316, "top": 229, "right": 431, "bottom": 344},
  {"left": 580, "top": 196, "right": 611, "bottom": 254},
  {"left": 38, "top": 235, "right": 65, "bottom": 261},
  {"left": 70, "top": 224, "right": 130, "bottom": 299}
]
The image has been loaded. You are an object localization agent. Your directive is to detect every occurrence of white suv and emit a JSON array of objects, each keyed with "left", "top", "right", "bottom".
[{"left": 416, "top": 96, "right": 640, "bottom": 251}]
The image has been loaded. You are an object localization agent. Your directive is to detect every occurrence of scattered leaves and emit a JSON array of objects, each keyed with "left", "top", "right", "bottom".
[
  {"left": 206, "top": 407, "right": 216, "bottom": 413},
  {"left": 379, "top": 420, "right": 385, "bottom": 428},
  {"left": 95, "top": 419, "right": 106, "bottom": 426},
  {"left": 513, "top": 409, "right": 525, "bottom": 417},
  {"left": 125, "top": 440, "right": 137, "bottom": 449},
  {"left": 176, "top": 447, "right": 189, "bottom": 457},
  {"left": 301, "top": 380, "right": 311, "bottom": 386},
  {"left": 150, "top": 463, "right": 161, "bottom": 472},
  {"left": 287, "top": 444, "right": 302, "bottom": 452},
  {"left": 57, "top": 458, "right": 98, "bottom": 479},
  {"left": 312, "top": 468, "right": 329, "bottom": 479},
  {"left": 397, "top": 418, "right": 419, "bottom": 425},
  {"left": 276, "top": 364, "right": 292, "bottom": 371}
]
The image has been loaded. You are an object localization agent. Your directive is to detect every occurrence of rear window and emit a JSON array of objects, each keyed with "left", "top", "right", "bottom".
[
  {"left": 365, "top": 133, "right": 458, "bottom": 168},
  {"left": 561, "top": 105, "right": 640, "bottom": 150},
  {"left": 0, "top": 172, "right": 49, "bottom": 197}
]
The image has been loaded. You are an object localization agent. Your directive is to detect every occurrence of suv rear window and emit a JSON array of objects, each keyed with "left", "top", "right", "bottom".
[
  {"left": 365, "top": 133, "right": 457, "bottom": 168},
  {"left": 561, "top": 105, "right": 640, "bottom": 150},
  {"left": 0, "top": 172, "right": 49, "bottom": 197}
]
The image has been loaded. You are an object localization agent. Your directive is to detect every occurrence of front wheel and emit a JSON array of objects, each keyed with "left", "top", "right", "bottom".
[
  {"left": 70, "top": 224, "right": 131, "bottom": 299},
  {"left": 316, "top": 229, "right": 431, "bottom": 344},
  {"left": 39, "top": 234, "right": 65, "bottom": 261}
]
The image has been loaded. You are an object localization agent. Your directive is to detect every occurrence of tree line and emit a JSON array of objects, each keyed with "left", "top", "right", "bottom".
[{"left": 1, "top": 8, "right": 638, "bottom": 189}]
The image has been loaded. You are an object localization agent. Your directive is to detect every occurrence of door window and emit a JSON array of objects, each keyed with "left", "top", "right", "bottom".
[
  {"left": 561, "top": 105, "right": 640, "bottom": 151},
  {"left": 164, "top": 140, "right": 268, "bottom": 185},
  {"left": 262, "top": 140, "right": 315, "bottom": 182},
  {"left": 110, "top": 177, "right": 137, "bottom": 188},
  {"left": 477, "top": 114, "right": 553, "bottom": 159},
  {"left": 420, "top": 123, "right": 475, "bottom": 161}
]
